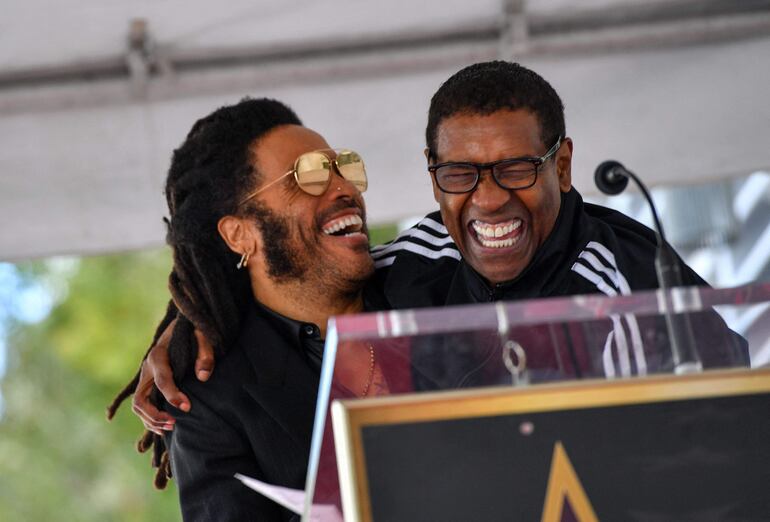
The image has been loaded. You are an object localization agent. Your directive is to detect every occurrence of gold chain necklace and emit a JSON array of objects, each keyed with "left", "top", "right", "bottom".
[{"left": 360, "top": 343, "right": 375, "bottom": 397}]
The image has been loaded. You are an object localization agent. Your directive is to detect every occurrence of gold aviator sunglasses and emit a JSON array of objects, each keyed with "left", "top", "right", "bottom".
[{"left": 240, "top": 149, "right": 368, "bottom": 205}]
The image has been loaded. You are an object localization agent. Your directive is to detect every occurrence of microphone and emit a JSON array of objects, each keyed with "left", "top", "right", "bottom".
[
  {"left": 594, "top": 160, "right": 702, "bottom": 374},
  {"left": 594, "top": 160, "right": 630, "bottom": 195}
]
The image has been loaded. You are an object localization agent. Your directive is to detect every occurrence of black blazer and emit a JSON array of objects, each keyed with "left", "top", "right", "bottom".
[{"left": 167, "top": 304, "right": 320, "bottom": 521}]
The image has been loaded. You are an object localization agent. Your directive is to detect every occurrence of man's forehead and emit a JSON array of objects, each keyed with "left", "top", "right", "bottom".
[
  {"left": 250, "top": 125, "right": 331, "bottom": 168},
  {"left": 437, "top": 109, "right": 540, "bottom": 136},
  {"left": 434, "top": 109, "right": 544, "bottom": 160}
]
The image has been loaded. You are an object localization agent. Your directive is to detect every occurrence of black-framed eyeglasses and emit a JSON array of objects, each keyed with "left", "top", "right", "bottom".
[{"left": 428, "top": 136, "right": 563, "bottom": 194}]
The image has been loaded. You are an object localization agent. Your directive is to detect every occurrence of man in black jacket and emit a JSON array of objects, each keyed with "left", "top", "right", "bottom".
[{"left": 368, "top": 60, "right": 745, "bottom": 382}]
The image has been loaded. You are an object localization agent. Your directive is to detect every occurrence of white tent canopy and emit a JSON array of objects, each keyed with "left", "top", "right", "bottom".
[{"left": 2, "top": 0, "right": 770, "bottom": 261}]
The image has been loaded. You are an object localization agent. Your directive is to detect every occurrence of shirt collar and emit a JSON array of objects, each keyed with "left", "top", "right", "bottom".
[
  {"left": 250, "top": 300, "right": 325, "bottom": 370},
  {"left": 255, "top": 300, "right": 322, "bottom": 342}
]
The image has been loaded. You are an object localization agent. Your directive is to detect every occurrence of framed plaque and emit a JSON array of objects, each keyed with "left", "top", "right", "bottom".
[{"left": 331, "top": 368, "right": 770, "bottom": 521}]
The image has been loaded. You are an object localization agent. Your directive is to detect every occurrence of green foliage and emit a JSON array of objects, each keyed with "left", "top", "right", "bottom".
[
  {"left": 368, "top": 223, "right": 399, "bottom": 246},
  {"left": 0, "top": 250, "right": 181, "bottom": 521},
  {"left": 45, "top": 251, "right": 173, "bottom": 386}
]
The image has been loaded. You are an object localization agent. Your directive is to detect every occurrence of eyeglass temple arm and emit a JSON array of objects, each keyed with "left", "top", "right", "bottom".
[
  {"left": 239, "top": 169, "right": 294, "bottom": 206},
  {"left": 541, "top": 136, "right": 563, "bottom": 161}
]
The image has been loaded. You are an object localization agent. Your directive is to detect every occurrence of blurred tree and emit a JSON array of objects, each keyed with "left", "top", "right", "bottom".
[{"left": 0, "top": 250, "right": 180, "bottom": 521}]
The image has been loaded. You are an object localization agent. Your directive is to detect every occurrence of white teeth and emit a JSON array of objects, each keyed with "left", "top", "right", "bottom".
[
  {"left": 479, "top": 237, "right": 518, "bottom": 248},
  {"left": 471, "top": 219, "right": 521, "bottom": 240},
  {"left": 322, "top": 214, "right": 363, "bottom": 235}
]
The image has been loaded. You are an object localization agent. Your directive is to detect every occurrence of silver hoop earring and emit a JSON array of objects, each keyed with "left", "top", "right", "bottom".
[{"left": 236, "top": 251, "right": 250, "bottom": 269}]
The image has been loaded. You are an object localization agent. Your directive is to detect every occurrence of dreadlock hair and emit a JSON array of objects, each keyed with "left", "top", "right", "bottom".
[
  {"left": 425, "top": 60, "right": 566, "bottom": 160},
  {"left": 106, "top": 97, "right": 302, "bottom": 489}
]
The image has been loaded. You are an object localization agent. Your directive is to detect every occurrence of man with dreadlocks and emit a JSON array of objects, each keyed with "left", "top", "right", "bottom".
[{"left": 107, "top": 97, "right": 385, "bottom": 520}]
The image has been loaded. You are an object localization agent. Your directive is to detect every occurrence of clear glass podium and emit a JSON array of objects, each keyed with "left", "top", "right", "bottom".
[{"left": 301, "top": 283, "right": 770, "bottom": 521}]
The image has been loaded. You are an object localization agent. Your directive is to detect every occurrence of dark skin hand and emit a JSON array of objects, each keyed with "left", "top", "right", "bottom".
[{"left": 132, "top": 319, "right": 216, "bottom": 435}]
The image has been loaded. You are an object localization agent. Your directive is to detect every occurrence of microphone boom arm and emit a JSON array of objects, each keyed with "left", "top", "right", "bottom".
[{"left": 594, "top": 160, "right": 702, "bottom": 374}]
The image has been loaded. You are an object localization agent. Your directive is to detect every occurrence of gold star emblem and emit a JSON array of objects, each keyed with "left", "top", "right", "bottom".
[{"left": 541, "top": 441, "right": 599, "bottom": 522}]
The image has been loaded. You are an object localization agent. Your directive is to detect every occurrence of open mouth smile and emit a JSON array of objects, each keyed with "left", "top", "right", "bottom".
[
  {"left": 322, "top": 214, "right": 366, "bottom": 238},
  {"left": 470, "top": 218, "right": 523, "bottom": 249}
]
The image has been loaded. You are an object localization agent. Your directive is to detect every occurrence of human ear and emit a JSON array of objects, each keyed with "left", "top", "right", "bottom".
[
  {"left": 556, "top": 137, "right": 574, "bottom": 193},
  {"left": 428, "top": 171, "right": 442, "bottom": 203},
  {"left": 217, "top": 215, "right": 257, "bottom": 258},
  {"left": 424, "top": 148, "right": 442, "bottom": 203}
]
